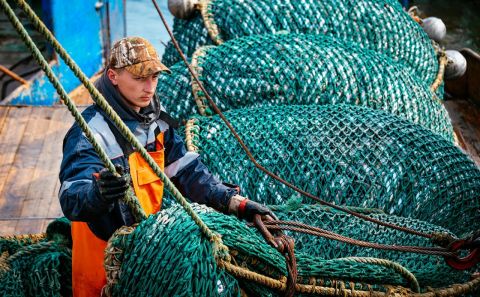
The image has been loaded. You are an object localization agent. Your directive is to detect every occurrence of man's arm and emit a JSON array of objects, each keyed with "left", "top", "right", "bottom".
[
  {"left": 163, "top": 127, "right": 237, "bottom": 213},
  {"left": 59, "top": 125, "right": 122, "bottom": 221},
  {"left": 163, "top": 127, "right": 276, "bottom": 222}
]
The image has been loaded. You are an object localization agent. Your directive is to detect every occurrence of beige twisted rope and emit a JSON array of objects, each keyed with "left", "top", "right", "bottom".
[
  {"left": 337, "top": 257, "right": 419, "bottom": 292},
  {"left": 219, "top": 259, "right": 480, "bottom": 296},
  {"left": 431, "top": 51, "right": 448, "bottom": 92},
  {"left": 199, "top": 0, "right": 224, "bottom": 45},
  {"left": 185, "top": 118, "right": 200, "bottom": 152},
  {"left": 0, "top": 233, "right": 46, "bottom": 244},
  {"left": 0, "top": 251, "right": 10, "bottom": 275},
  {"left": 103, "top": 225, "right": 137, "bottom": 297},
  {"left": 191, "top": 46, "right": 214, "bottom": 115}
]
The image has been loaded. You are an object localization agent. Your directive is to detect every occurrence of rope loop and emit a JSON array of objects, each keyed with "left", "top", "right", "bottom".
[
  {"left": 199, "top": 0, "right": 224, "bottom": 45},
  {"left": 431, "top": 49, "right": 447, "bottom": 92}
]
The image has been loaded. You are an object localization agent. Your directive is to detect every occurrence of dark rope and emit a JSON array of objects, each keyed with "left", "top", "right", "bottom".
[
  {"left": 150, "top": 0, "right": 437, "bottom": 240},
  {"left": 262, "top": 221, "right": 456, "bottom": 257},
  {"left": 8, "top": 0, "right": 230, "bottom": 257}
]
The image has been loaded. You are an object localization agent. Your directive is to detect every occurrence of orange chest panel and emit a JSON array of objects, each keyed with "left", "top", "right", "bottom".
[
  {"left": 128, "top": 133, "right": 165, "bottom": 215},
  {"left": 71, "top": 132, "right": 165, "bottom": 297}
]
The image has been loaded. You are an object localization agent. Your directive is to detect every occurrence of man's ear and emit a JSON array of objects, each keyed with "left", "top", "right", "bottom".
[{"left": 107, "top": 68, "right": 119, "bottom": 85}]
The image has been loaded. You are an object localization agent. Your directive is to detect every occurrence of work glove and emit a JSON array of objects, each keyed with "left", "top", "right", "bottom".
[
  {"left": 93, "top": 164, "right": 129, "bottom": 204},
  {"left": 228, "top": 195, "right": 277, "bottom": 222}
]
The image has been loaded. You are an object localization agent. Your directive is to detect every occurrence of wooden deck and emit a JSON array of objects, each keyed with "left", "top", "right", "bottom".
[
  {"left": 445, "top": 48, "right": 480, "bottom": 166},
  {"left": 0, "top": 105, "right": 78, "bottom": 236},
  {"left": 445, "top": 99, "right": 480, "bottom": 166}
]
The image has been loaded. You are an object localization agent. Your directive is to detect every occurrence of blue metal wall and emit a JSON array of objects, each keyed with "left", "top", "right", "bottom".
[
  {"left": 9, "top": 0, "right": 125, "bottom": 105},
  {"left": 108, "top": 0, "right": 127, "bottom": 47}
]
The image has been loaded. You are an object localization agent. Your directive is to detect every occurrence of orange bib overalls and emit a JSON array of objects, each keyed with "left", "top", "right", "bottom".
[{"left": 71, "top": 133, "right": 164, "bottom": 297}]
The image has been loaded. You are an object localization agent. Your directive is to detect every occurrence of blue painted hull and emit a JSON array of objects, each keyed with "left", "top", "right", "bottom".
[{"left": 5, "top": 0, "right": 125, "bottom": 105}]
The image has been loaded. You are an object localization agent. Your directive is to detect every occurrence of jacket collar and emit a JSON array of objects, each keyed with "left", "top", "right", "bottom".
[{"left": 93, "top": 69, "right": 162, "bottom": 128}]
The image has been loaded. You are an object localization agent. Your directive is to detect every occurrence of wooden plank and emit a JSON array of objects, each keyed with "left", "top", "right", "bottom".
[
  {"left": 41, "top": 108, "right": 77, "bottom": 232},
  {"left": 0, "top": 107, "right": 49, "bottom": 235},
  {"left": 0, "top": 106, "right": 32, "bottom": 210},
  {"left": 444, "top": 99, "right": 480, "bottom": 166},
  {"left": 0, "top": 107, "right": 10, "bottom": 133},
  {"left": 0, "top": 106, "right": 87, "bottom": 235},
  {"left": 462, "top": 48, "right": 480, "bottom": 104},
  {"left": 39, "top": 178, "right": 64, "bottom": 232},
  {"left": 51, "top": 178, "right": 63, "bottom": 219},
  {"left": 14, "top": 107, "right": 69, "bottom": 234}
]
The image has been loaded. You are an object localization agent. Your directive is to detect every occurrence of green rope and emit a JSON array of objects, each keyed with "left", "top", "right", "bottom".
[
  {"left": 0, "top": 251, "right": 10, "bottom": 276},
  {"left": 0, "top": 0, "right": 146, "bottom": 223},
  {"left": 337, "top": 257, "right": 420, "bottom": 292},
  {"left": 6, "top": 0, "right": 227, "bottom": 258},
  {"left": 0, "top": 219, "right": 72, "bottom": 296},
  {"left": 5, "top": 242, "right": 53, "bottom": 264}
]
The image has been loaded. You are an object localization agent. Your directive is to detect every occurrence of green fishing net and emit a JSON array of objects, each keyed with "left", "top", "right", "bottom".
[
  {"left": 0, "top": 218, "right": 72, "bottom": 297},
  {"left": 158, "top": 34, "right": 452, "bottom": 139},
  {"left": 105, "top": 204, "right": 472, "bottom": 296},
  {"left": 183, "top": 104, "right": 479, "bottom": 236},
  {"left": 162, "top": 0, "right": 438, "bottom": 86},
  {"left": 272, "top": 201, "right": 468, "bottom": 288}
]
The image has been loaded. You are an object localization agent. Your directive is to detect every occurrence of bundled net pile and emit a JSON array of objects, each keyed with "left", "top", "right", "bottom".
[
  {"left": 104, "top": 204, "right": 471, "bottom": 296},
  {"left": 0, "top": 218, "right": 72, "bottom": 297},
  {"left": 184, "top": 104, "right": 480, "bottom": 235},
  {"left": 2, "top": 0, "right": 476, "bottom": 295},
  {"left": 158, "top": 34, "right": 452, "bottom": 139},
  {"left": 162, "top": 0, "right": 438, "bottom": 89}
]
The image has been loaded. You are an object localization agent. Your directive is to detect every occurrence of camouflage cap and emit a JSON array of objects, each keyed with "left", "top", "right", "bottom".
[{"left": 109, "top": 36, "right": 170, "bottom": 77}]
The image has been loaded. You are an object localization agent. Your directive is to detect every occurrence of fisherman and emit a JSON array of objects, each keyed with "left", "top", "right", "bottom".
[{"left": 59, "top": 36, "right": 275, "bottom": 297}]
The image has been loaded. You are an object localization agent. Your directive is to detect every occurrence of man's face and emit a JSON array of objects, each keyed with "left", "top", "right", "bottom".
[{"left": 107, "top": 68, "right": 159, "bottom": 112}]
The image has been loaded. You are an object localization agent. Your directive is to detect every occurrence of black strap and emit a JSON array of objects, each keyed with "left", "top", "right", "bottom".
[
  {"left": 105, "top": 119, "right": 136, "bottom": 157},
  {"left": 103, "top": 111, "right": 176, "bottom": 157},
  {"left": 159, "top": 111, "right": 179, "bottom": 129}
]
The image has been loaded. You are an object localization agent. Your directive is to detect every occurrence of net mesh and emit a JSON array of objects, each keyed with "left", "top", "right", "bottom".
[
  {"left": 1, "top": 0, "right": 477, "bottom": 294},
  {"left": 272, "top": 201, "right": 467, "bottom": 288},
  {"left": 162, "top": 0, "right": 438, "bottom": 86},
  {"left": 158, "top": 34, "right": 452, "bottom": 139},
  {"left": 0, "top": 218, "right": 72, "bottom": 297},
  {"left": 105, "top": 204, "right": 471, "bottom": 296},
  {"left": 184, "top": 104, "right": 480, "bottom": 236}
]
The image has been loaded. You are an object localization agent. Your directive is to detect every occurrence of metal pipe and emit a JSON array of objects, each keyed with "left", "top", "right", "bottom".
[{"left": 0, "top": 64, "right": 28, "bottom": 85}]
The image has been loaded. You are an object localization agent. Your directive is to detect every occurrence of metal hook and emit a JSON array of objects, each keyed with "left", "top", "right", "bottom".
[{"left": 444, "top": 233, "right": 480, "bottom": 270}]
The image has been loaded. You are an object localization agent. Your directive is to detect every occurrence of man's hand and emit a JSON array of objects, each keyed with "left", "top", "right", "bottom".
[
  {"left": 93, "top": 165, "right": 129, "bottom": 204},
  {"left": 228, "top": 195, "right": 277, "bottom": 222},
  {"left": 244, "top": 200, "right": 277, "bottom": 221}
]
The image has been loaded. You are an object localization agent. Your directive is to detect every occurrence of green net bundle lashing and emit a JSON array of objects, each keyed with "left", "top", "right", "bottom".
[
  {"left": 0, "top": 218, "right": 72, "bottom": 297},
  {"left": 158, "top": 34, "right": 452, "bottom": 140},
  {"left": 103, "top": 204, "right": 473, "bottom": 296},
  {"left": 182, "top": 104, "right": 480, "bottom": 236},
  {"left": 163, "top": 0, "right": 439, "bottom": 89}
]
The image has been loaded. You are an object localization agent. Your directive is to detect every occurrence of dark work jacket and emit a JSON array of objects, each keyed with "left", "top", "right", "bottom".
[{"left": 58, "top": 73, "right": 237, "bottom": 240}]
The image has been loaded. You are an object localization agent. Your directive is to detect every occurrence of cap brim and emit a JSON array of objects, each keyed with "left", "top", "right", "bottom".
[{"left": 125, "top": 60, "right": 171, "bottom": 77}]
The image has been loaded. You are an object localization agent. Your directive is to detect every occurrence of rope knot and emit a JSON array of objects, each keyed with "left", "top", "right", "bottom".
[
  {"left": 253, "top": 214, "right": 298, "bottom": 297},
  {"left": 211, "top": 233, "right": 231, "bottom": 262}
]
